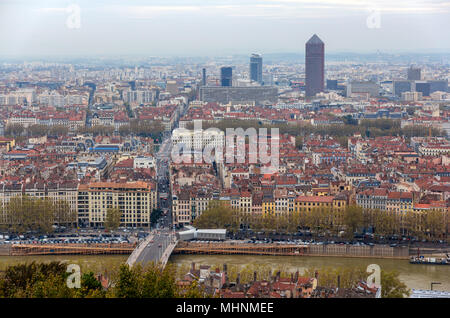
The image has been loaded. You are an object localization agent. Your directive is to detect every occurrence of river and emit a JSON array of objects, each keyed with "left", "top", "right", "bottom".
[{"left": 1, "top": 254, "right": 449, "bottom": 292}]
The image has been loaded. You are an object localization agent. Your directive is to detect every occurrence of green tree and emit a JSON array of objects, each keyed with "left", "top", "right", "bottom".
[
  {"left": 5, "top": 123, "right": 24, "bottom": 137},
  {"left": 424, "top": 209, "right": 445, "bottom": 241},
  {"left": 75, "top": 272, "right": 106, "bottom": 298},
  {"left": 193, "top": 201, "right": 236, "bottom": 230},
  {"left": 381, "top": 270, "right": 410, "bottom": 298},
  {"left": 343, "top": 205, "right": 364, "bottom": 238},
  {"left": 114, "top": 264, "right": 141, "bottom": 298},
  {"left": 4, "top": 196, "right": 55, "bottom": 234},
  {"left": 150, "top": 208, "right": 163, "bottom": 227},
  {"left": 105, "top": 207, "right": 122, "bottom": 231}
]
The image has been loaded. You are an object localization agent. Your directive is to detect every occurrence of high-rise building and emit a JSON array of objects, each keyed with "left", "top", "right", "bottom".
[
  {"left": 202, "top": 68, "right": 207, "bottom": 86},
  {"left": 428, "top": 80, "right": 449, "bottom": 93},
  {"left": 199, "top": 86, "right": 278, "bottom": 105},
  {"left": 250, "top": 53, "right": 263, "bottom": 84},
  {"left": 220, "top": 67, "right": 233, "bottom": 87},
  {"left": 305, "top": 34, "right": 325, "bottom": 97},
  {"left": 415, "top": 82, "right": 431, "bottom": 97},
  {"left": 407, "top": 66, "right": 421, "bottom": 81},
  {"left": 326, "top": 80, "right": 338, "bottom": 90},
  {"left": 347, "top": 81, "right": 379, "bottom": 98},
  {"left": 393, "top": 80, "right": 412, "bottom": 97}
]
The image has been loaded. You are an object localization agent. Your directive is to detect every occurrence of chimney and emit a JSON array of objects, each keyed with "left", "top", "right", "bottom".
[
  {"left": 253, "top": 271, "right": 257, "bottom": 282},
  {"left": 314, "top": 270, "right": 319, "bottom": 279},
  {"left": 191, "top": 262, "right": 195, "bottom": 272},
  {"left": 290, "top": 273, "right": 294, "bottom": 283},
  {"left": 276, "top": 271, "right": 281, "bottom": 282},
  {"left": 337, "top": 275, "right": 341, "bottom": 289},
  {"left": 295, "top": 271, "right": 299, "bottom": 282}
]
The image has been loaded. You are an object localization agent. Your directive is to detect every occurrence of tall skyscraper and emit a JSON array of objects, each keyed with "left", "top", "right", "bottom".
[
  {"left": 305, "top": 34, "right": 325, "bottom": 97},
  {"left": 202, "top": 68, "right": 207, "bottom": 86},
  {"left": 407, "top": 66, "right": 421, "bottom": 81},
  {"left": 221, "top": 67, "right": 232, "bottom": 87},
  {"left": 393, "top": 80, "right": 412, "bottom": 97},
  {"left": 250, "top": 53, "right": 263, "bottom": 84}
]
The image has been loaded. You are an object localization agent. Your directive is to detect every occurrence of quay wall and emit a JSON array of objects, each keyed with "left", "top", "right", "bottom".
[{"left": 174, "top": 242, "right": 411, "bottom": 259}]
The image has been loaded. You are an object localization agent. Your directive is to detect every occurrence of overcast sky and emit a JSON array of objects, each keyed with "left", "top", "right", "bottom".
[{"left": 0, "top": 0, "right": 449, "bottom": 57}]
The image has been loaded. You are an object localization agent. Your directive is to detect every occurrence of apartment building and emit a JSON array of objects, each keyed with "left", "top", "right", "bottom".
[
  {"left": 77, "top": 181, "right": 157, "bottom": 228},
  {"left": 172, "top": 188, "right": 215, "bottom": 227},
  {"left": 0, "top": 182, "right": 78, "bottom": 225}
]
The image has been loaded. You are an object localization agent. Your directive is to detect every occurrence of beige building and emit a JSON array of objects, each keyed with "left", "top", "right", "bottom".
[{"left": 78, "top": 181, "right": 157, "bottom": 228}]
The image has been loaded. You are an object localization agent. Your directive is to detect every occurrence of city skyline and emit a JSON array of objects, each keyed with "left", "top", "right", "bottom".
[{"left": 0, "top": 0, "right": 450, "bottom": 57}]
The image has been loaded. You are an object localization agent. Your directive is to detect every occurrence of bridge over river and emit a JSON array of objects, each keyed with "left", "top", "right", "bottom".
[{"left": 126, "top": 230, "right": 178, "bottom": 267}]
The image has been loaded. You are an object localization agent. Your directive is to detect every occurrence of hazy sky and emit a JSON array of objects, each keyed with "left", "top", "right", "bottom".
[{"left": 1, "top": 0, "right": 449, "bottom": 57}]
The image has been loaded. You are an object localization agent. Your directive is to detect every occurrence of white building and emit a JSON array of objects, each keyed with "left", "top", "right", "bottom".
[
  {"left": 134, "top": 156, "right": 156, "bottom": 170},
  {"left": 171, "top": 128, "right": 224, "bottom": 151}
]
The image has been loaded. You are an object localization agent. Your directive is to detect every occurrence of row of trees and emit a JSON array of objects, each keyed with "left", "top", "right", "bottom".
[
  {"left": 117, "top": 119, "right": 165, "bottom": 141},
  {"left": 4, "top": 120, "right": 164, "bottom": 140},
  {"left": 193, "top": 201, "right": 448, "bottom": 241},
  {"left": 0, "top": 196, "right": 76, "bottom": 234},
  {"left": 0, "top": 262, "right": 203, "bottom": 298},
  {"left": 187, "top": 118, "right": 446, "bottom": 141},
  {"left": 4, "top": 124, "right": 69, "bottom": 138},
  {"left": 0, "top": 262, "right": 105, "bottom": 298}
]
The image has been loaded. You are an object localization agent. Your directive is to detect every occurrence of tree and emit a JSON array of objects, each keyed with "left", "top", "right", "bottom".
[
  {"left": 114, "top": 264, "right": 141, "bottom": 298},
  {"left": 424, "top": 209, "right": 445, "bottom": 241},
  {"left": 49, "top": 125, "right": 69, "bottom": 136},
  {"left": 113, "top": 263, "right": 180, "bottom": 298},
  {"left": 105, "top": 207, "right": 122, "bottom": 231},
  {"left": 4, "top": 196, "right": 55, "bottom": 234},
  {"left": 27, "top": 124, "right": 49, "bottom": 137},
  {"left": 75, "top": 272, "right": 105, "bottom": 298},
  {"left": 0, "top": 261, "right": 69, "bottom": 298},
  {"left": 295, "top": 136, "right": 303, "bottom": 150},
  {"left": 381, "top": 270, "right": 410, "bottom": 298},
  {"left": 118, "top": 125, "right": 131, "bottom": 136},
  {"left": 150, "top": 208, "right": 163, "bottom": 227},
  {"left": 193, "top": 201, "right": 236, "bottom": 230},
  {"left": 4, "top": 123, "right": 24, "bottom": 137},
  {"left": 53, "top": 200, "right": 76, "bottom": 230},
  {"left": 343, "top": 205, "right": 364, "bottom": 238}
]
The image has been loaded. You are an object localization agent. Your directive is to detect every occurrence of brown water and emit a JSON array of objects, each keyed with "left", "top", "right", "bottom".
[{"left": 169, "top": 254, "right": 450, "bottom": 292}]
